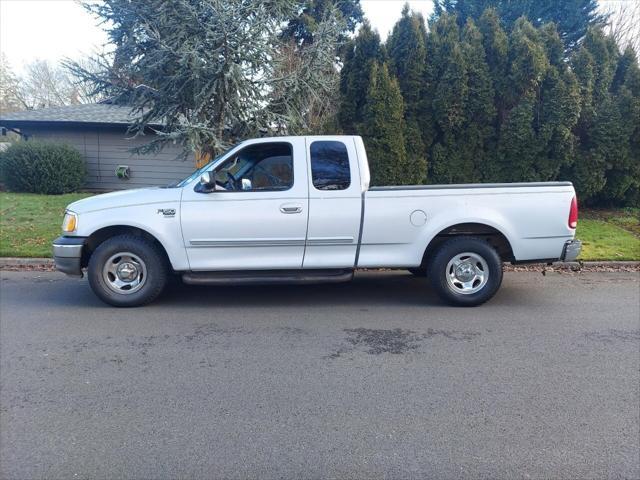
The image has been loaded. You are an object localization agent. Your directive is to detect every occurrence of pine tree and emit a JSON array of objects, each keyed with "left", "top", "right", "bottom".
[
  {"left": 461, "top": 19, "right": 496, "bottom": 182},
  {"left": 421, "top": 13, "right": 461, "bottom": 158},
  {"left": 495, "top": 19, "right": 548, "bottom": 182},
  {"left": 570, "top": 28, "right": 625, "bottom": 202},
  {"left": 497, "top": 91, "right": 538, "bottom": 182},
  {"left": 338, "top": 21, "right": 383, "bottom": 134},
  {"left": 362, "top": 62, "right": 409, "bottom": 185},
  {"left": 507, "top": 18, "right": 549, "bottom": 102},
  {"left": 386, "top": 4, "right": 427, "bottom": 118},
  {"left": 599, "top": 47, "right": 640, "bottom": 205},
  {"left": 386, "top": 3, "right": 428, "bottom": 183},
  {"left": 433, "top": 0, "right": 605, "bottom": 51},
  {"left": 281, "top": 0, "right": 363, "bottom": 49},
  {"left": 430, "top": 43, "right": 474, "bottom": 183},
  {"left": 66, "top": 0, "right": 343, "bottom": 157},
  {"left": 476, "top": 8, "right": 508, "bottom": 180},
  {"left": 535, "top": 24, "right": 581, "bottom": 181}
]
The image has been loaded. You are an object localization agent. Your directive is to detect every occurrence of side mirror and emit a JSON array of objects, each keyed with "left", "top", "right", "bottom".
[{"left": 199, "top": 171, "right": 216, "bottom": 189}]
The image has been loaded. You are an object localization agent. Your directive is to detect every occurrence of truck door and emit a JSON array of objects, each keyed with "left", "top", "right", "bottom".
[
  {"left": 303, "top": 137, "right": 363, "bottom": 269},
  {"left": 180, "top": 138, "right": 309, "bottom": 271}
]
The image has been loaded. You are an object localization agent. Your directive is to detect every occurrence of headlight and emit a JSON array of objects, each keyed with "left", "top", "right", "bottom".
[{"left": 61, "top": 211, "right": 78, "bottom": 233}]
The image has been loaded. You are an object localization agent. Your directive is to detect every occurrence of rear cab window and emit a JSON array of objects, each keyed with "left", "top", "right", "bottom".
[{"left": 310, "top": 141, "right": 351, "bottom": 191}]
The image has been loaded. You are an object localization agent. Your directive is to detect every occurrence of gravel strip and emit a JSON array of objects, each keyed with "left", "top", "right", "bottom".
[
  {"left": 1, "top": 258, "right": 638, "bottom": 273},
  {"left": 504, "top": 262, "right": 640, "bottom": 273}
]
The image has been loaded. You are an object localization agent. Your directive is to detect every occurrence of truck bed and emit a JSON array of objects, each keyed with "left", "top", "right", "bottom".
[{"left": 358, "top": 182, "right": 576, "bottom": 268}]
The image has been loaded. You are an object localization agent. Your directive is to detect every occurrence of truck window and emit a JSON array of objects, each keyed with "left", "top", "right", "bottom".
[
  {"left": 214, "top": 142, "right": 293, "bottom": 191},
  {"left": 310, "top": 141, "right": 350, "bottom": 191}
]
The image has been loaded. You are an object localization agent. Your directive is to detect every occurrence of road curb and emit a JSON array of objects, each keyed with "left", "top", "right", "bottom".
[
  {"left": 0, "top": 257, "right": 54, "bottom": 266},
  {"left": 0, "top": 257, "right": 638, "bottom": 270}
]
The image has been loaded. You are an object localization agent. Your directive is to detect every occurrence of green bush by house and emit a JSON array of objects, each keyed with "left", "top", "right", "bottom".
[{"left": 0, "top": 141, "right": 86, "bottom": 194}]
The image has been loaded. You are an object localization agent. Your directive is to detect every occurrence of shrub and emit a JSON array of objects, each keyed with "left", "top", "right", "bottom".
[{"left": 0, "top": 141, "right": 86, "bottom": 194}]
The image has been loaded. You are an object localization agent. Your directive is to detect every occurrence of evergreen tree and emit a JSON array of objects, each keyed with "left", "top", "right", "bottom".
[
  {"left": 421, "top": 13, "right": 461, "bottom": 155},
  {"left": 599, "top": 47, "right": 640, "bottom": 205},
  {"left": 386, "top": 4, "right": 427, "bottom": 118},
  {"left": 507, "top": 18, "right": 549, "bottom": 102},
  {"left": 570, "top": 28, "right": 626, "bottom": 202},
  {"left": 386, "top": 3, "right": 428, "bottom": 183},
  {"left": 497, "top": 91, "right": 538, "bottom": 182},
  {"left": 338, "top": 21, "right": 383, "bottom": 133},
  {"left": 423, "top": 14, "right": 496, "bottom": 183},
  {"left": 333, "top": 4, "right": 637, "bottom": 205},
  {"left": 535, "top": 24, "right": 581, "bottom": 181},
  {"left": 476, "top": 8, "right": 508, "bottom": 180},
  {"left": 461, "top": 19, "right": 496, "bottom": 182},
  {"left": 66, "top": 0, "right": 343, "bottom": 157},
  {"left": 494, "top": 18, "right": 546, "bottom": 181},
  {"left": 362, "top": 62, "right": 409, "bottom": 185},
  {"left": 433, "top": 0, "right": 605, "bottom": 51},
  {"left": 477, "top": 8, "right": 508, "bottom": 108},
  {"left": 429, "top": 42, "right": 474, "bottom": 183},
  {"left": 493, "top": 19, "right": 584, "bottom": 182},
  {"left": 282, "top": 0, "right": 363, "bottom": 49}
]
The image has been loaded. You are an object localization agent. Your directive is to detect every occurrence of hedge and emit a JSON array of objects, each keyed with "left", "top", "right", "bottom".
[{"left": 0, "top": 141, "right": 86, "bottom": 194}]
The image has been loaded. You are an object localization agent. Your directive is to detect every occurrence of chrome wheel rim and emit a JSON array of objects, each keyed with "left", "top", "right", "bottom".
[
  {"left": 445, "top": 252, "right": 489, "bottom": 295},
  {"left": 102, "top": 252, "right": 147, "bottom": 295}
]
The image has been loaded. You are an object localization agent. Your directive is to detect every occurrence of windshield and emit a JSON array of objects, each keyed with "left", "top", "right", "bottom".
[{"left": 168, "top": 145, "right": 237, "bottom": 188}]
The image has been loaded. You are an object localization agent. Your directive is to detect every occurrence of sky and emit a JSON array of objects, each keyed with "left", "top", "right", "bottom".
[{"left": 0, "top": 0, "right": 434, "bottom": 72}]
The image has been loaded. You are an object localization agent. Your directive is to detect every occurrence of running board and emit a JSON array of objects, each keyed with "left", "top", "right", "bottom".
[{"left": 181, "top": 269, "right": 354, "bottom": 286}]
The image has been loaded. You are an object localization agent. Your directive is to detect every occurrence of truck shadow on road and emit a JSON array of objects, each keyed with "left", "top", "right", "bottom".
[
  {"left": 10, "top": 270, "right": 534, "bottom": 309},
  {"left": 157, "top": 273, "right": 439, "bottom": 309},
  {"left": 154, "top": 271, "right": 530, "bottom": 310}
]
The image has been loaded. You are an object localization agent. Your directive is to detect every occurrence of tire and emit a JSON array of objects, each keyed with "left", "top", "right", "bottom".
[
  {"left": 87, "top": 234, "right": 169, "bottom": 307},
  {"left": 427, "top": 237, "right": 503, "bottom": 307}
]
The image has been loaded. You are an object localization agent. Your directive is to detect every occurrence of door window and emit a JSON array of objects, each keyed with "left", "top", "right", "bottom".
[
  {"left": 212, "top": 142, "right": 293, "bottom": 191},
  {"left": 310, "top": 141, "right": 351, "bottom": 191}
]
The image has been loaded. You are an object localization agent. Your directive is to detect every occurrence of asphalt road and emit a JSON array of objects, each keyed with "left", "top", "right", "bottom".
[{"left": 1, "top": 270, "right": 639, "bottom": 479}]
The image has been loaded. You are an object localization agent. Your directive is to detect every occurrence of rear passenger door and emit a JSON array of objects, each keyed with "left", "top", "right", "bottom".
[{"left": 303, "top": 137, "right": 363, "bottom": 269}]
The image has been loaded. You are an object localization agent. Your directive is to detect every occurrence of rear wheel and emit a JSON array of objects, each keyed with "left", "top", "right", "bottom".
[
  {"left": 428, "top": 237, "right": 503, "bottom": 307},
  {"left": 88, "top": 234, "right": 168, "bottom": 307}
]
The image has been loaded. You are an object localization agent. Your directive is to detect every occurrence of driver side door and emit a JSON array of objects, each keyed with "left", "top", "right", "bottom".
[{"left": 180, "top": 138, "right": 309, "bottom": 271}]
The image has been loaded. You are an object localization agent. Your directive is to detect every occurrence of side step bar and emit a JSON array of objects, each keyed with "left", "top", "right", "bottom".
[{"left": 182, "top": 269, "right": 354, "bottom": 286}]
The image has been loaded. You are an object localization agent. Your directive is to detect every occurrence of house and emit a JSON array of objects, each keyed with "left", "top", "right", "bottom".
[{"left": 0, "top": 102, "right": 196, "bottom": 191}]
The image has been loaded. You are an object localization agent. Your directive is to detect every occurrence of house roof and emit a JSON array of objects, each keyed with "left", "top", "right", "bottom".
[{"left": 0, "top": 103, "right": 162, "bottom": 128}]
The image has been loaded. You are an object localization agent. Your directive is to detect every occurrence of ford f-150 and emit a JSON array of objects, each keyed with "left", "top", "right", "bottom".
[{"left": 53, "top": 135, "right": 581, "bottom": 307}]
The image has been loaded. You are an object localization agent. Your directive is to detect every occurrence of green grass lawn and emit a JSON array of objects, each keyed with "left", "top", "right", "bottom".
[
  {"left": 578, "top": 209, "right": 639, "bottom": 261},
  {"left": 0, "top": 192, "right": 93, "bottom": 257},
  {"left": 0, "top": 192, "right": 638, "bottom": 260}
]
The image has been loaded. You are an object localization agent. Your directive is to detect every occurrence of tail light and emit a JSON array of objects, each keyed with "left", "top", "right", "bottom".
[{"left": 568, "top": 196, "right": 578, "bottom": 229}]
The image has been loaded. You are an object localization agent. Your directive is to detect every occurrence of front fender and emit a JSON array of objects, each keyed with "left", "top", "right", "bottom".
[{"left": 74, "top": 203, "right": 190, "bottom": 271}]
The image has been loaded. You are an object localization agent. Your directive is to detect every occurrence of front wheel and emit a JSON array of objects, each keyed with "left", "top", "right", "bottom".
[
  {"left": 87, "top": 234, "right": 169, "bottom": 307},
  {"left": 428, "top": 237, "right": 503, "bottom": 307}
]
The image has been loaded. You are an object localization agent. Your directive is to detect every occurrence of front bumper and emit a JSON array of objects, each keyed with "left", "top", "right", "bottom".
[
  {"left": 52, "top": 236, "right": 86, "bottom": 277},
  {"left": 561, "top": 239, "right": 582, "bottom": 262}
]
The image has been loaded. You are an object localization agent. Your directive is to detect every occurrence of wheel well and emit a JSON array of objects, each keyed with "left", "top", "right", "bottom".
[
  {"left": 82, "top": 226, "right": 171, "bottom": 269},
  {"left": 420, "top": 223, "right": 514, "bottom": 266}
]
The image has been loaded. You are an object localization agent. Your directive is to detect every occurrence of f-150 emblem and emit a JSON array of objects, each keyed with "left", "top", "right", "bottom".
[{"left": 157, "top": 208, "right": 176, "bottom": 217}]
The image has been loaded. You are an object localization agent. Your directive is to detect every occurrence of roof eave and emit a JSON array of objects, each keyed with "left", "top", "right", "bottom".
[{"left": 0, "top": 120, "right": 164, "bottom": 130}]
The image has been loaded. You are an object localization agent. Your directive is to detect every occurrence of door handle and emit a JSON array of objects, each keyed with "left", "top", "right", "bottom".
[{"left": 280, "top": 206, "right": 302, "bottom": 214}]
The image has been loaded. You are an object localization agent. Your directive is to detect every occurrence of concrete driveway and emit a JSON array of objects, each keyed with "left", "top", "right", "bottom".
[{"left": 1, "top": 270, "right": 639, "bottom": 479}]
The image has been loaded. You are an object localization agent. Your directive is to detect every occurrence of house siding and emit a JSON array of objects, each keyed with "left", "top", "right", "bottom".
[{"left": 24, "top": 126, "right": 196, "bottom": 191}]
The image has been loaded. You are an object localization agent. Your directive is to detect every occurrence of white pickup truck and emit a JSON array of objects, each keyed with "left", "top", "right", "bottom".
[{"left": 53, "top": 135, "right": 581, "bottom": 307}]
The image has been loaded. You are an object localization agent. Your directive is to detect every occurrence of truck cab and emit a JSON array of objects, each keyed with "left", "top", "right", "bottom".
[{"left": 180, "top": 136, "right": 367, "bottom": 271}]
